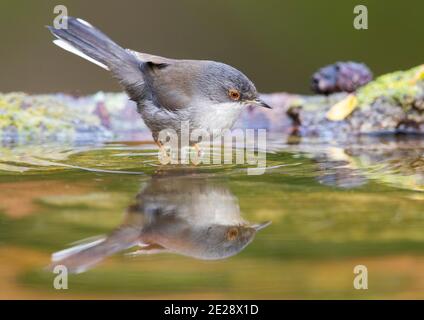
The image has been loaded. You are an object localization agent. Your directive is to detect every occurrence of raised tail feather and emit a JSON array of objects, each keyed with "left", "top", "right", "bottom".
[{"left": 48, "top": 17, "right": 145, "bottom": 101}]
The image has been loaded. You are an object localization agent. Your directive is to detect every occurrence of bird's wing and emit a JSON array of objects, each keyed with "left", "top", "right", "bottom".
[
  {"left": 146, "top": 60, "right": 202, "bottom": 111},
  {"left": 128, "top": 50, "right": 204, "bottom": 111},
  {"left": 127, "top": 49, "right": 176, "bottom": 65},
  {"left": 126, "top": 243, "right": 170, "bottom": 256}
]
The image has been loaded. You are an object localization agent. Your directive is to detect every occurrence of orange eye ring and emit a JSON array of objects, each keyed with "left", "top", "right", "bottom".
[{"left": 228, "top": 89, "right": 241, "bottom": 101}]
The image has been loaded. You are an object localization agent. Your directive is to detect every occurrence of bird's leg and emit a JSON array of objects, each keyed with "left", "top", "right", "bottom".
[
  {"left": 194, "top": 143, "right": 202, "bottom": 157},
  {"left": 156, "top": 141, "right": 171, "bottom": 164},
  {"left": 191, "top": 143, "right": 202, "bottom": 165}
]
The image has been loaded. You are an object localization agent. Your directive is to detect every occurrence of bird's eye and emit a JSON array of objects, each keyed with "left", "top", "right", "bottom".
[
  {"left": 228, "top": 89, "right": 241, "bottom": 101},
  {"left": 226, "top": 228, "right": 239, "bottom": 240}
]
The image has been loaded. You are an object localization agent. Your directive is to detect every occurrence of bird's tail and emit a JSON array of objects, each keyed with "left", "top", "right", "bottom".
[
  {"left": 48, "top": 17, "right": 145, "bottom": 100},
  {"left": 51, "top": 226, "right": 141, "bottom": 273}
]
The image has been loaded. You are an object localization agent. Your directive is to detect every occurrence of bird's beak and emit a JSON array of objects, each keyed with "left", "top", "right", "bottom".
[
  {"left": 246, "top": 98, "right": 272, "bottom": 109},
  {"left": 252, "top": 221, "right": 272, "bottom": 231}
]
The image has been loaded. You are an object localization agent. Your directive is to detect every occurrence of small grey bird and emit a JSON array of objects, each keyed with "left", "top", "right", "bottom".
[
  {"left": 50, "top": 171, "right": 270, "bottom": 273},
  {"left": 48, "top": 17, "right": 271, "bottom": 146}
]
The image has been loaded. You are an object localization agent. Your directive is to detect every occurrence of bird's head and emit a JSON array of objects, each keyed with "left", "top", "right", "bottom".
[{"left": 197, "top": 61, "right": 271, "bottom": 109}]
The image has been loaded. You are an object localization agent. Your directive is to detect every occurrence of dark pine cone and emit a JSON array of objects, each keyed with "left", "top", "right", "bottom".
[{"left": 311, "top": 61, "right": 373, "bottom": 94}]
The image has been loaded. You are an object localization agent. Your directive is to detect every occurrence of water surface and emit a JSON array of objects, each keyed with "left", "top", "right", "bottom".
[{"left": 1, "top": 136, "right": 424, "bottom": 299}]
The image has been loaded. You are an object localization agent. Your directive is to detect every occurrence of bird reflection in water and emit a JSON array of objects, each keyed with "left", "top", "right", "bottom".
[{"left": 51, "top": 170, "right": 270, "bottom": 273}]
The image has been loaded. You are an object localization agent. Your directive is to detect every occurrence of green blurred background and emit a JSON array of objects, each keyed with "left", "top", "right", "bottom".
[{"left": 0, "top": 0, "right": 422, "bottom": 95}]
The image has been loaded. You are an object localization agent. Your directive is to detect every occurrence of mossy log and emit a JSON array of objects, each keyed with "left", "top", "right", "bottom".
[
  {"left": 244, "top": 65, "right": 424, "bottom": 138},
  {"left": 1, "top": 65, "right": 424, "bottom": 143}
]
